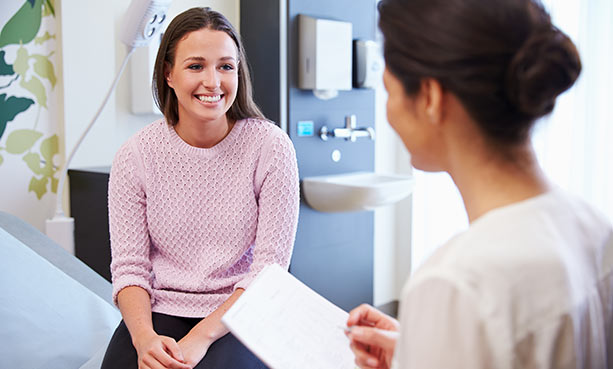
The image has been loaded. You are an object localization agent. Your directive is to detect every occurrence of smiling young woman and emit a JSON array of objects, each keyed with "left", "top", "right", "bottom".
[
  {"left": 165, "top": 27, "right": 239, "bottom": 148},
  {"left": 101, "top": 7, "right": 299, "bottom": 369}
]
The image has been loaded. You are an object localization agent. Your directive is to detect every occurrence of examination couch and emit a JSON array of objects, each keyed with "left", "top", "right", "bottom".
[{"left": 0, "top": 211, "right": 120, "bottom": 369}]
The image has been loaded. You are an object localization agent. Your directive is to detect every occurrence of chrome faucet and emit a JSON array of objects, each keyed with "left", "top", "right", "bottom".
[{"left": 319, "top": 115, "right": 376, "bottom": 142}]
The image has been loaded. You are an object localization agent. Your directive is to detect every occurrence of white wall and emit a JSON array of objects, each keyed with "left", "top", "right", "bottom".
[
  {"left": 373, "top": 74, "right": 413, "bottom": 306},
  {"left": 371, "top": 17, "right": 413, "bottom": 306},
  {"left": 59, "top": 0, "right": 116, "bottom": 170}
]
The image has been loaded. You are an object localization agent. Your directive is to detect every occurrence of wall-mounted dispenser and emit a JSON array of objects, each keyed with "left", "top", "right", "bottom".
[
  {"left": 354, "top": 39, "right": 383, "bottom": 89},
  {"left": 298, "top": 15, "right": 352, "bottom": 100}
]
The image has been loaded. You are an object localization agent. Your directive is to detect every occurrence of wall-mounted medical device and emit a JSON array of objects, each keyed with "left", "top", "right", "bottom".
[
  {"left": 122, "top": 0, "right": 172, "bottom": 114},
  {"left": 120, "top": 0, "right": 172, "bottom": 49},
  {"left": 130, "top": 33, "right": 163, "bottom": 114},
  {"left": 298, "top": 15, "right": 352, "bottom": 100}
]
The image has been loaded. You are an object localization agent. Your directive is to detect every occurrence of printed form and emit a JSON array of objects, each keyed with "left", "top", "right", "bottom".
[{"left": 222, "top": 264, "right": 356, "bottom": 369}]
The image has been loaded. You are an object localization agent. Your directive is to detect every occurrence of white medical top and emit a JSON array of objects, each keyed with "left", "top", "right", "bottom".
[{"left": 393, "top": 190, "right": 613, "bottom": 369}]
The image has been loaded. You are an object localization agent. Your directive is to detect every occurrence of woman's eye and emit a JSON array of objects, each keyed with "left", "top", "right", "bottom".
[
  {"left": 221, "top": 64, "right": 235, "bottom": 71},
  {"left": 188, "top": 64, "right": 202, "bottom": 70}
]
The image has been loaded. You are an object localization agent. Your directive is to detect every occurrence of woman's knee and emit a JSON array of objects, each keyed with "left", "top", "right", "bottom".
[{"left": 100, "top": 321, "right": 138, "bottom": 369}]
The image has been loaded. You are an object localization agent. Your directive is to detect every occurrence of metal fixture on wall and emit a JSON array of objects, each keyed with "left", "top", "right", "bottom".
[{"left": 319, "top": 115, "right": 375, "bottom": 142}]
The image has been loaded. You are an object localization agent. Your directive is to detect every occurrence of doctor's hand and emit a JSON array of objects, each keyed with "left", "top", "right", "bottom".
[
  {"left": 133, "top": 332, "right": 191, "bottom": 369},
  {"left": 346, "top": 304, "right": 400, "bottom": 369}
]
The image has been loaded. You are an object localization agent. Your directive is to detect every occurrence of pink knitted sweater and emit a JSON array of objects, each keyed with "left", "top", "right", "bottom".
[{"left": 108, "top": 118, "right": 299, "bottom": 318}]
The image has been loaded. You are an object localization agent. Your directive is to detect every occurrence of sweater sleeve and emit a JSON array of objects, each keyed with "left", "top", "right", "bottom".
[
  {"left": 234, "top": 129, "right": 300, "bottom": 290},
  {"left": 108, "top": 139, "right": 154, "bottom": 306}
]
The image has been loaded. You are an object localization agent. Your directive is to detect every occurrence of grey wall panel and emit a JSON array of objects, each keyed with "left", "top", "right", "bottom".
[
  {"left": 240, "top": 0, "right": 282, "bottom": 126},
  {"left": 241, "top": 0, "right": 377, "bottom": 312},
  {"left": 287, "top": 0, "right": 376, "bottom": 311}
]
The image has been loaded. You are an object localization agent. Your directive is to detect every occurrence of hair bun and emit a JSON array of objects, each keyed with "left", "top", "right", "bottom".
[{"left": 505, "top": 28, "right": 581, "bottom": 119}]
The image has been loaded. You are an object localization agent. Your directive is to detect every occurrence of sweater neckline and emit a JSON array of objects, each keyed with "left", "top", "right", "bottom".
[{"left": 166, "top": 118, "right": 247, "bottom": 157}]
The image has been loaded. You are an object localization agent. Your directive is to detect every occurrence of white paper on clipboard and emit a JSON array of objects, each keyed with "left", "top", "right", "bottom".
[{"left": 222, "top": 264, "right": 356, "bottom": 369}]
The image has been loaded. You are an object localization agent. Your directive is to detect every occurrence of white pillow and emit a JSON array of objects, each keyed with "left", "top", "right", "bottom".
[{"left": 0, "top": 228, "right": 121, "bottom": 369}]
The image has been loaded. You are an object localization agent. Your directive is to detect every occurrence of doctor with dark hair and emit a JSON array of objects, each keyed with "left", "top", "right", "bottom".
[{"left": 346, "top": 0, "right": 613, "bottom": 368}]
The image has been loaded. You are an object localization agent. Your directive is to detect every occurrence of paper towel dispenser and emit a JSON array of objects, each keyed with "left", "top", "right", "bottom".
[{"left": 298, "top": 15, "right": 352, "bottom": 100}]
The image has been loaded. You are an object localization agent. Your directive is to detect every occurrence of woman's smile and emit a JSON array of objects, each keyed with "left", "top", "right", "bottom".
[{"left": 195, "top": 94, "right": 223, "bottom": 104}]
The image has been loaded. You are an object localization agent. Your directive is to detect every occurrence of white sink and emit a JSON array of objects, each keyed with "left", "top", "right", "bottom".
[{"left": 302, "top": 171, "right": 415, "bottom": 212}]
